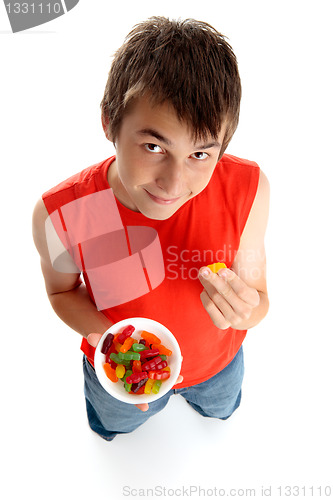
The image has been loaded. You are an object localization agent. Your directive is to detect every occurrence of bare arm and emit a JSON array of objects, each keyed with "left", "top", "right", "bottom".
[
  {"left": 32, "top": 198, "right": 112, "bottom": 337},
  {"left": 198, "top": 169, "right": 270, "bottom": 330}
]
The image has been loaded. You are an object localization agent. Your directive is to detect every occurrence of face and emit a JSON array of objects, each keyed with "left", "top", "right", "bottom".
[{"left": 106, "top": 96, "right": 226, "bottom": 220}]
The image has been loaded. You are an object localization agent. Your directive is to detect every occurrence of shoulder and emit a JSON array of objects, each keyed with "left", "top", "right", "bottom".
[
  {"left": 32, "top": 197, "right": 50, "bottom": 254},
  {"left": 240, "top": 168, "right": 270, "bottom": 245},
  {"left": 42, "top": 156, "right": 114, "bottom": 213}
]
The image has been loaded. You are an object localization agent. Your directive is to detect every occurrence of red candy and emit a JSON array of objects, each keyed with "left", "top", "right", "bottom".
[
  {"left": 126, "top": 371, "right": 148, "bottom": 384},
  {"left": 141, "top": 356, "right": 162, "bottom": 372},
  {"left": 117, "top": 325, "right": 135, "bottom": 344}
]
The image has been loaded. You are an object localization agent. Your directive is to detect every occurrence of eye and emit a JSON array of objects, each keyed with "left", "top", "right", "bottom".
[
  {"left": 191, "top": 152, "right": 209, "bottom": 160},
  {"left": 144, "top": 143, "right": 163, "bottom": 154}
]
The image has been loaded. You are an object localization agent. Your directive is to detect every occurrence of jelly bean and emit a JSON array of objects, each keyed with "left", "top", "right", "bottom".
[
  {"left": 207, "top": 262, "right": 227, "bottom": 273},
  {"left": 154, "top": 360, "right": 168, "bottom": 371},
  {"left": 132, "top": 360, "right": 142, "bottom": 373},
  {"left": 133, "top": 384, "right": 146, "bottom": 395},
  {"left": 148, "top": 370, "right": 171, "bottom": 380},
  {"left": 126, "top": 371, "right": 148, "bottom": 384},
  {"left": 117, "top": 325, "right": 135, "bottom": 344},
  {"left": 141, "top": 330, "right": 161, "bottom": 345},
  {"left": 151, "top": 343, "right": 173, "bottom": 356},
  {"left": 159, "top": 355, "right": 167, "bottom": 361},
  {"left": 132, "top": 343, "right": 148, "bottom": 352},
  {"left": 118, "top": 351, "right": 140, "bottom": 361},
  {"left": 115, "top": 364, "right": 126, "bottom": 379},
  {"left": 152, "top": 380, "right": 162, "bottom": 394},
  {"left": 119, "top": 337, "right": 136, "bottom": 353},
  {"left": 144, "top": 378, "right": 154, "bottom": 394},
  {"left": 132, "top": 377, "right": 148, "bottom": 394},
  {"left": 123, "top": 370, "right": 133, "bottom": 392},
  {"left": 131, "top": 377, "right": 149, "bottom": 393},
  {"left": 101, "top": 333, "right": 114, "bottom": 354},
  {"left": 114, "top": 341, "right": 122, "bottom": 352},
  {"left": 103, "top": 363, "right": 118, "bottom": 383},
  {"left": 139, "top": 348, "right": 160, "bottom": 360},
  {"left": 141, "top": 356, "right": 162, "bottom": 372},
  {"left": 109, "top": 353, "right": 131, "bottom": 366}
]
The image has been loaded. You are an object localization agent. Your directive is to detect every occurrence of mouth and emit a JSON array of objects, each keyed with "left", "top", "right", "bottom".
[{"left": 144, "top": 190, "right": 183, "bottom": 205}]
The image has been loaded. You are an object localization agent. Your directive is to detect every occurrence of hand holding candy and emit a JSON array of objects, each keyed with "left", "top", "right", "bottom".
[{"left": 198, "top": 265, "right": 260, "bottom": 330}]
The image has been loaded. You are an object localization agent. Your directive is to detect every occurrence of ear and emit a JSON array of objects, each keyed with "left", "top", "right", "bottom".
[{"left": 101, "top": 112, "right": 111, "bottom": 141}]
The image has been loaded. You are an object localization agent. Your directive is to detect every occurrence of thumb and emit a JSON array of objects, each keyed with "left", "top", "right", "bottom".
[
  {"left": 87, "top": 333, "right": 103, "bottom": 347},
  {"left": 136, "top": 403, "right": 149, "bottom": 412}
]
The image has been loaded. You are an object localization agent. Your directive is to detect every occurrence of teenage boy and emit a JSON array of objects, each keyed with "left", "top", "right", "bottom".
[{"left": 32, "top": 17, "right": 269, "bottom": 441}]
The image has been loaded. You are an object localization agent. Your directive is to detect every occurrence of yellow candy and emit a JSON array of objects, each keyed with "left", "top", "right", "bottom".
[
  {"left": 207, "top": 262, "right": 227, "bottom": 273},
  {"left": 115, "top": 364, "right": 126, "bottom": 378},
  {"left": 144, "top": 378, "right": 154, "bottom": 394}
]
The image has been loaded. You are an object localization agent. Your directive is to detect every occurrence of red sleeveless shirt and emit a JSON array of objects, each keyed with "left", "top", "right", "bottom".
[{"left": 42, "top": 154, "right": 260, "bottom": 388}]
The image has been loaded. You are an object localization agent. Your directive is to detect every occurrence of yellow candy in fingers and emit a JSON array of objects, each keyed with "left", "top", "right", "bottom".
[{"left": 207, "top": 262, "right": 227, "bottom": 273}]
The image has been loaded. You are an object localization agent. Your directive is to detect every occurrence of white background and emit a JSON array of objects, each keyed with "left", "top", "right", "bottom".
[{"left": 1, "top": 1, "right": 332, "bottom": 499}]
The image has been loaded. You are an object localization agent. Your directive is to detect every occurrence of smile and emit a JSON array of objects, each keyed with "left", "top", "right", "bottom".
[{"left": 144, "top": 190, "right": 182, "bottom": 205}]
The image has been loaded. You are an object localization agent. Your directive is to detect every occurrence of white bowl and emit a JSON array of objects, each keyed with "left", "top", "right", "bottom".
[{"left": 94, "top": 317, "right": 182, "bottom": 404}]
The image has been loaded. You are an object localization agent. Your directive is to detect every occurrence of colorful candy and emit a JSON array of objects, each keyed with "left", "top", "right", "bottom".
[
  {"left": 118, "top": 351, "right": 140, "bottom": 361},
  {"left": 101, "top": 333, "right": 115, "bottom": 354},
  {"left": 126, "top": 371, "right": 148, "bottom": 384},
  {"left": 207, "top": 262, "right": 227, "bottom": 273},
  {"left": 117, "top": 325, "right": 135, "bottom": 344},
  {"left": 101, "top": 325, "right": 175, "bottom": 396},
  {"left": 141, "top": 356, "right": 163, "bottom": 372}
]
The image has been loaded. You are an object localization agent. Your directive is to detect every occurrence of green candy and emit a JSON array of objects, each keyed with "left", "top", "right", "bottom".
[
  {"left": 132, "top": 343, "right": 148, "bottom": 352},
  {"left": 152, "top": 380, "right": 162, "bottom": 394},
  {"left": 123, "top": 370, "right": 133, "bottom": 392},
  {"left": 109, "top": 353, "right": 129, "bottom": 366},
  {"left": 117, "top": 351, "right": 140, "bottom": 361}
]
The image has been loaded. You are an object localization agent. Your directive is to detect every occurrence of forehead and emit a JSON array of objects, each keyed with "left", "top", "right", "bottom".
[{"left": 122, "top": 95, "right": 226, "bottom": 145}]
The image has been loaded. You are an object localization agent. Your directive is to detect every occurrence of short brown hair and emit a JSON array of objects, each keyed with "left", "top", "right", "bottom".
[{"left": 101, "top": 16, "right": 241, "bottom": 156}]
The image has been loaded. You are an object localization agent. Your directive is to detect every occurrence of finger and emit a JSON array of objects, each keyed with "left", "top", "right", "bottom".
[
  {"left": 87, "top": 333, "right": 103, "bottom": 347},
  {"left": 200, "top": 290, "right": 231, "bottom": 330},
  {"left": 176, "top": 375, "right": 184, "bottom": 384},
  {"left": 218, "top": 268, "right": 260, "bottom": 307},
  {"left": 136, "top": 403, "right": 149, "bottom": 412},
  {"left": 199, "top": 267, "right": 244, "bottom": 314}
]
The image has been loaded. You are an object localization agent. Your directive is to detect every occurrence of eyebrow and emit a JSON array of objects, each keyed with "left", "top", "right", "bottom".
[{"left": 137, "top": 128, "right": 221, "bottom": 150}]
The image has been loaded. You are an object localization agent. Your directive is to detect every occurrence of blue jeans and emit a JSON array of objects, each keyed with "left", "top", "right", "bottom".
[{"left": 83, "top": 346, "right": 244, "bottom": 441}]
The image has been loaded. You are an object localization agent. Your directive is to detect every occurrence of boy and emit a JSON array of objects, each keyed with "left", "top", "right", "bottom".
[{"left": 32, "top": 17, "right": 269, "bottom": 441}]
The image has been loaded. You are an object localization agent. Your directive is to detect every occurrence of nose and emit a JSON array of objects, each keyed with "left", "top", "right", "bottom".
[{"left": 156, "top": 158, "right": 186, "bottom": 197}]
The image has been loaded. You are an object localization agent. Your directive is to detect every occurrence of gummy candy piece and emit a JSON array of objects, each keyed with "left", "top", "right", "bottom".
[
  {"left": 118, "top": 351, "right": 140, "bottom": 361},
  {"left": 132, "top": 343, "right": 148, "bottom": 352},
  {"left": 154, "top": 360, "right": 168, "bottom": 371},
  {"left": 144, "top": 378, "right": 154, "bottom": 394},
  {"left": 123, "top": 370, "right": 133, "bottom": 392},
  {"left": 103, "top": 363, "right": 118, "bottom": 383},
  {"left": 141, "top": 356, "right": 162, "bottom": 372},
  {"left": 101, "top": 333, "right": 114, "bottom": 354},
  {"left": 117, "top": 325, "right": 135, "bottom": 344},
  {"left": 152, "top": 380, "right": 162, "bottom": 394},
  {"left": 126, "top": 371, "right": 148, "bottom": 384},
  {"left": 119, "top": 337, "right": 135, "bottom": 353},
  {"left": 115, "top": 364, "right": 126, "bottom": 379},
  {"left": 141, "top": 330, "right": 161, "bottom": 345},
  {"left": 207, "top": 262, "right": 227, "bottom": 273},
  {"left": 132, "top": 383, "right": 146, "bottom": 394},
  {"left": 151, "top": 343, "right": 172, "bottom": 356},
  {"left": 132, "top": 360, "right": 142, "bottom": 373},
  {"left": 148, "top": 370, "right": 171, "bottom": 380},
  {"left": 139, "top": 348, "right": 160, "bottom": 360}
]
